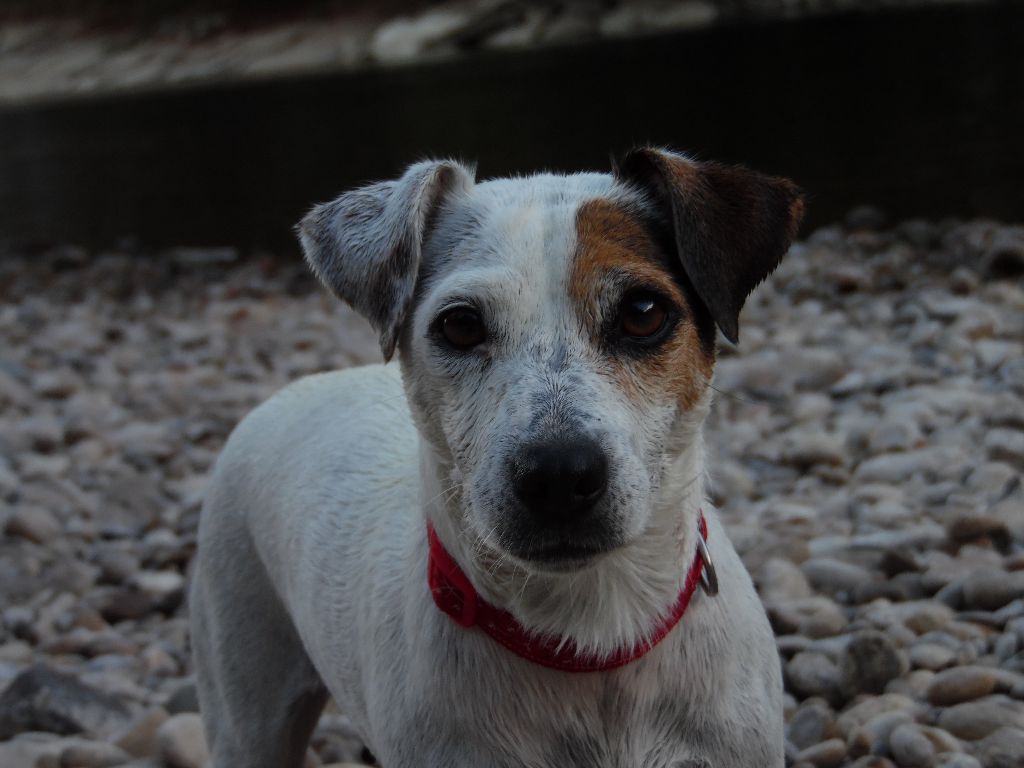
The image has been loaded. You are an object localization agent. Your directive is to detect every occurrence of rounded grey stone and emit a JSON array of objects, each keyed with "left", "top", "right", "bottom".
[{"left": 889, "top": 723, "right": 936, "bottom": 768}]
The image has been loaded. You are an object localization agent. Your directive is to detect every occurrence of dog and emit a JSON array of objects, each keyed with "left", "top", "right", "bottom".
[{"left": 190, "top": 147, "right": 804, "bottom": 768}]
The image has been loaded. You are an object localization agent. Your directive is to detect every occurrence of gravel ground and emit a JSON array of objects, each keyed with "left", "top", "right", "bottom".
[{"left": 0, "top": 214, "right": 1023, "bottom": 767}]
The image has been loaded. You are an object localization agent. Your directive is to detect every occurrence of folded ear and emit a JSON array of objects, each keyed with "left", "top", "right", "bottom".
[
  {"left": 614, "top": 147, "right": 805, "bottom": 344},
  {"left": 297, "top": 159, "right": 475, "bottom": 360}
]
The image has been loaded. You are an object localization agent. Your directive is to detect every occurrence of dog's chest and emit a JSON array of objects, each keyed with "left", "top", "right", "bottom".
[
  {"left": 529, "top": 684, "right": 707, "bottom": 768},
  {"left": 392, "top": 657, "right": 713, "bottom": 768}
]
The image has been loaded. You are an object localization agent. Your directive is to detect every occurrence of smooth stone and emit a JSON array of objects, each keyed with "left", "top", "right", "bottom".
[
  {"left": 781, "top": 431, "right": 847, "bottom": 468},
  {"left": 788, "top": 701, "right": 839, "bottom": 750},
  {"left": 759, "top": 558, "right": 814, "bottom": 602},
  {"left": 910, "top": 643, "right": 957, "bottom": 671},
  {"left": 92, "top": 587, "right": 156, "bottom": 623},
  {"left": 849, "top": 711, "right": 914, "bottom": 758},
  {"left": 777, "top": 635, "right": 814, "bottom": 657},
  {"left": 994, "top": 632, "right": 1019, "bottom": 662},
  {"left": 58, "top": 740, "right": 132, "bottom": 767},
  {"left": 917, "top": 726, "right": 961, "bottom": 755},
  {"left": 947, "top": 513, "right": 1012, "bottom": 547},
  {"left": 770, "top": 597, "right": 849, "bottom": 639},
  {"left": 864, "top": 600, "right": 955, "bottom": 635},
  {"left": 854, "top": 447, "right": 966, "bottom": 484},
  {"left": 967, "top": 726, "right": 1024, "bottom": 768},
  {"left": 795, "top": 738, "right": 848, "bottom": 768},
  {"left": 927, "top": 666, "right": 998, "bottom": 706},
  {"left": 840, "top": 630, "right": 907, "bottom": 696},
  {"left": 802, "top": 558, "right": 875, "bottom": 599},
  {"left": 886, "top": 669, "right": 936, "bottom": 700},
  {"left": 868, "top": 418, "right": 924, "bottom": 454},
  {"left": 157, "top": 713, "right": 209, "bottom": 768},
  {"left": 934, "top": 755, "right": 982, "bottom": 768},
  {"left": 937, "top": 695, "right": 1024, "bottom": 741},
  {"left": 4, "top": 505, "right": 61, "bottom": 544},
  {"left": 113, "top": 707, "right": 169, "bottom": 757},
  {"left": 985, "top": 429, "right": 1024, "bottom": 467},
  {"left": 961, "top": 569, "right": 1024, "bottom": 612},
  {"left": 837, "top": 694, "right": 919, "bottom": 739},
  {"left": 889, "top": 723, "right": 936, "bottom": 768},
  {"left": 786, "top": 652, "right": 843, "bottom": 705},
  {"left": 129, "top": 570, "right": 186, "bottom": 611}
]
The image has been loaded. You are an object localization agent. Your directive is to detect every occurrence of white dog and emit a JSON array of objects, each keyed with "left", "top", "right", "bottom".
[{"left": 190, "top": 148, "right": 804, "bottom": 768}]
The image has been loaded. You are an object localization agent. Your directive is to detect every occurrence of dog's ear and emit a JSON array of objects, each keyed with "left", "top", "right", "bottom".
[
  {"left": 613, "top": 147, "right": 805, "bottom": 344},
  {"left": 298, "top": 160, "right": 475, "bottom": 360}
]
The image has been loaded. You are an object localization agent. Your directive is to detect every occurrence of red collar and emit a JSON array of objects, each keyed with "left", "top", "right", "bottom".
[{"left": 427, "top": 512, "right": 712, "bottom": 673}]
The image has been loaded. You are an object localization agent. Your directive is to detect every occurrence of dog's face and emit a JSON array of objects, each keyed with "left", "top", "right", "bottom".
[
  {"left": 300, "top": 150, "right": 803, "bottom": 572},
  {"left": 401, "top": 176, "right": 721, "bottom": 570}
]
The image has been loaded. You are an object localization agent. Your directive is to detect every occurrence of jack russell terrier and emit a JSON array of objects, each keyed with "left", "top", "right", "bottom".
[{"left": 190, "top": 147, "right": 804, "bottom": 767}]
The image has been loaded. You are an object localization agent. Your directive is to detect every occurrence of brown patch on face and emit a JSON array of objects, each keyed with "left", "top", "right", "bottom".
[{"left": 571, "top": 198, "right": 713, "bottom": 411}]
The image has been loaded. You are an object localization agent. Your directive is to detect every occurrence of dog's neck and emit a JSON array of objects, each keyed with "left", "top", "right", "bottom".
[{"left": 421, "top": 440, "right": 708, "bottom": 659}]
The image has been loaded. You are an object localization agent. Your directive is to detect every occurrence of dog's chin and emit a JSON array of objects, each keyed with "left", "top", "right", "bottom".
[{"left": 506, "top": 540, "right": 620, "bottom": 574}]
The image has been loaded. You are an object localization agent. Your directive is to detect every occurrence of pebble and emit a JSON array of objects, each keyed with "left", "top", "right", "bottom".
[
  {"left": 760, "top": 558, "right": 814, "bottom": 602},
  {"left": 887, "top": 669, "right": 936, "bottom": 701},
  {"left": 909, "top": 644, "right": 957, "bottom": 671},
  {"left": 848, "top": 711, "right": 914, "bottom": 758},
  {"left": 936, "top": 695, "right": 1024, "bottom": 741},
  {"left": 985, "top": 429, "right": 1024, "bottom": 467},
  {"left": 787, "top": 652, "right": 844, "bottom": 704},
  {"left": 917, "top": 726, "right": 961, "bottom": 755},
  {"left": 934, "top": 755, "right": 982, "bottom": 768},
  {"left": 113, "top": 708, "right": 169, "bottom": 756},
  {"left": 788, "top": 702, "right": 840, "bottom": 750},
  {"left": 961, "top": 569, "right": 1024, "bottom": 612},
  {"left": 926, "top": 666, "right": 998, "bottom": 706},
  {"left": 796, "top": 738, "right": 848, "bottom": 768},
  {"left": 968, "top": 726, "right": 1024, "bottom": 768},
  {"left": 4, "top": 505, "right": 62, "bottom": 544},
  {"left": 837, "top": 694, "right": 918, "bottom": 739},
  {"left": 58, "top": 740, "right": 132, "bottom": 767},
  {"left": 889, "top": 723, "right": 936, "bottom": 768},
  {"left": 802, "top": 559, "right": 875, "bottom": 600},
  {"left": 839, "top": 630, "right": 906, "bottom": 696},
  {"left": 156, "top": 713, "right": 209, "bottom": 768}
]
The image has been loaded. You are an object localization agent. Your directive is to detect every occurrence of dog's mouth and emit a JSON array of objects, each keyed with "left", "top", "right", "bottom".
[{"left": 510, "top": 539, "right": 620, "bottom": 572}]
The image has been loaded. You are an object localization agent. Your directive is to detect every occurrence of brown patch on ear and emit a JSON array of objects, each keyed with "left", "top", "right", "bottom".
[
  {"left": 572, "top": 198, "right": 714, "bottom": 411},
  {"left": 614, "top": 148, "right": 805, "bottom": 344}
]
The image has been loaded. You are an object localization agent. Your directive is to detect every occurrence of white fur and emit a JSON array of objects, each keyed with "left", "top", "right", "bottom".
[{"left": 191, "top": 164, "right": 785, "bottom": 768}]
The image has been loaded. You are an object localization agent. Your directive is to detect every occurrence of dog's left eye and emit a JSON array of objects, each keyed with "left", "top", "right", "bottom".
[
  {"left": 440, "top": 307, "right": 487, "bottom": 349},
  {"left": 619, "top": 293, "right": 669, "bottom": 339}
]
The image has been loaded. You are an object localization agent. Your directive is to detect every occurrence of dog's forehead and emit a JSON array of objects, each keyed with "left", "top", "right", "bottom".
[{"left": 427, "top": 171, "right": 656, "bottom": 290}]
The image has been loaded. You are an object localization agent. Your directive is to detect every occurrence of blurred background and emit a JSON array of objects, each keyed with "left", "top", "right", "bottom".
[{"left": 1, "top": 2, "right": 1023, "bottom": 767}]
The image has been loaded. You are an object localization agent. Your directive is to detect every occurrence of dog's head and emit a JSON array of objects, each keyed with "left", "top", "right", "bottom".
[{"left": 299, "top": 149, "right": 803, "bottom": 572}]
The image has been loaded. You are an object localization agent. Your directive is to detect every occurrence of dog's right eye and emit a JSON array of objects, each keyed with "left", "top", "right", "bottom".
[{"left": 440, "top": 308, "right": 486, "bottom": 349}]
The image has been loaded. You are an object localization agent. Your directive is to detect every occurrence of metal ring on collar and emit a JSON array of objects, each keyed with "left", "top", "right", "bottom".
[{"left": 696, "top": 534, "right": 719, "bottom": 597}]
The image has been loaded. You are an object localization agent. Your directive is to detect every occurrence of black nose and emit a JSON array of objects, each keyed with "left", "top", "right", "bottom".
[{"left": 512, "top": 438, "right": 609, "bottom": 521}]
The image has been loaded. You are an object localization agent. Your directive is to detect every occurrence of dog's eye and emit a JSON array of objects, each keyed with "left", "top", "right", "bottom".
[
  {"left": 619, "top": 293, "right": 668, "bottom": 339},
  {"left": 441, "top": 308, "right": 486, "bottom": 349}
]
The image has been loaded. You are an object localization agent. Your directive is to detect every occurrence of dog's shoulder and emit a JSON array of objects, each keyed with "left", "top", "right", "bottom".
[
  {"left": 246, "top": 363, "right": 403, "bottom": 424},
  {"left": 218, "top": 364, "right": 414, "bottom": 474}
]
